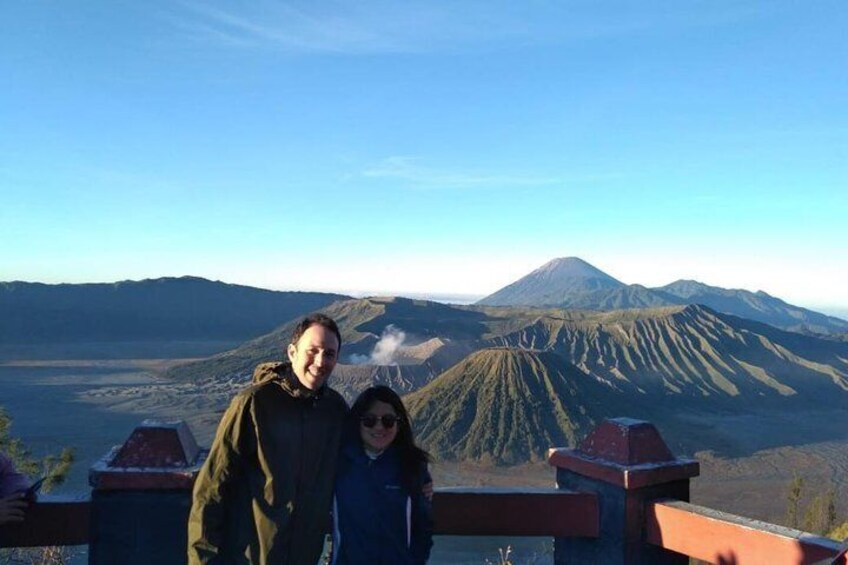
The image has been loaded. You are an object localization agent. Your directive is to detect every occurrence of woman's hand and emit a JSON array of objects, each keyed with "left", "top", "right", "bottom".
[
  {"left": 422, "top": 481, "right": 434, "bottom": 502},
  {"left": 0, "top": 493, "right": 29, "bottom": 525}
]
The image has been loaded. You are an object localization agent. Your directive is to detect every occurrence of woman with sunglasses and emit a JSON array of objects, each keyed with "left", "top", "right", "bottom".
[{"left": 332, "top": 385, "right": 433, "bottom": 564}]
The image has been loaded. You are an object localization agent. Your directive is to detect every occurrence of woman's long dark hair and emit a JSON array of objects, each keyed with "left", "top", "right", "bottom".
[{"left": 348, "top": 385, "right": 430, "bottom": 494}]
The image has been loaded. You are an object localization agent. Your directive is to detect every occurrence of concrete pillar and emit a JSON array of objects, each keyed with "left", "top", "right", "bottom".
[
  {"left": 548, "top": 418, "right": 699, "bottom": 565},
  {"left": 88, "top": 420, "right": 206, "bottom": 565}
]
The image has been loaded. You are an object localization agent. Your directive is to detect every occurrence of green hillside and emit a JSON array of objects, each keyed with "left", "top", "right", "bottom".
[
  {"left": 486, "top": 304, "right": 848, "bottom": 404},
  {"left": 405, "top": 348, "right": 617, "bottom": 464}
]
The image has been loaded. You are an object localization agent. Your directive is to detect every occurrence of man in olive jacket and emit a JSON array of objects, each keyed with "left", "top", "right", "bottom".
[{"left": 188, "top": 314, "right": 348, "bottom": 565}]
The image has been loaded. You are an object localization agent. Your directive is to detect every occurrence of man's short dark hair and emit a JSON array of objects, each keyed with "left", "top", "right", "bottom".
[{"left": 290, "top": 313, "right": 342, "bottom": 350}]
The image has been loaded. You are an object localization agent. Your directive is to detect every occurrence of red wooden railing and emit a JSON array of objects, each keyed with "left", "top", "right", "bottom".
[
  {"left": 0, "top": 494, "right": 90, "bottom": 548},
  {"left": 646, "top": 499, "right": 848, "bottom": 565},
  {"left": 432, "top": 487, "right": 598, "bottom": 537},
  {"left": 4, "top": 491, "right": 846, "bottom": 564},
  {"left": 2, "top": 418, "right": 846, "bottom": 565}
]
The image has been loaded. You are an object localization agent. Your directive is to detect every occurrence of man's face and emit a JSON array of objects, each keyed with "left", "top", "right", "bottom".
[{"left": 287, "top": 324, "right": 339, "bottom": 390}]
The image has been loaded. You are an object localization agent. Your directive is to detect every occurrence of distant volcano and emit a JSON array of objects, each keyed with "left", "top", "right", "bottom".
[
  {"left": 477, "top": 257, "right": 848, "bottom": 335},
  {"left": 477, "top": 257, "right": 625, "bottom": 307}
]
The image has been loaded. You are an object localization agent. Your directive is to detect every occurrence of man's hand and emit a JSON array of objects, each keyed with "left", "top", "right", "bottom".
[
  {"left": 0, "top": 494, "right": 29, "bottom": 525},
  {"left": 422, "top": 481, "right": 434, "bottom": 502}
]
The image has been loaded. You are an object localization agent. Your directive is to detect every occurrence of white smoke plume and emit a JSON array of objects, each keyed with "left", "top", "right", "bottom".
[{"left": 349, "top": 325, "right": 407, "bottom": 365}]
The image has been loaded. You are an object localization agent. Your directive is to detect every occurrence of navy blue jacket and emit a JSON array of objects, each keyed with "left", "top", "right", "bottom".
[{"left": 333, "top": 442, "right": 433, "bottom": 565}]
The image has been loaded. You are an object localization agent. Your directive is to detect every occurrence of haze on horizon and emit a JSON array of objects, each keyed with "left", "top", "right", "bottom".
[{"left": 2, "top": 2, "right": 846, "bottom": 315}]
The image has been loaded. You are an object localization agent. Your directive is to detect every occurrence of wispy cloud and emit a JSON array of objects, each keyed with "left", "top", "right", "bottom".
[
  {"left": 362, "top": 156, "right": 616, "bottom": 190},
  {"left": 164, "top": 1, "right": 762, "bottom": 55},
  {"left": 170, "top": 1, "right": 390, "bottom": 53},
  {"left": 167, "top": 0, "right": 513, "bottom": 54}
]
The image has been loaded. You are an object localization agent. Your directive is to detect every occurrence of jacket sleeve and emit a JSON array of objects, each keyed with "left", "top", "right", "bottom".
[
  {"left": 410, "top": 464, "right": 434, "bottom": 565},
  {"left": 187, "top": 394, "right": 254, "bottom": 565}
]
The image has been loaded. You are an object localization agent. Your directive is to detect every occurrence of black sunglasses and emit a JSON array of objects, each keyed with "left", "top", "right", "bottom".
[{"left": 360, "top": 415, "right": 400, "bottom": 429}]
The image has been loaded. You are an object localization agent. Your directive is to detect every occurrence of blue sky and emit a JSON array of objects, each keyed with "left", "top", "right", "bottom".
[{"left": 1, "top": 1, "right": 846, "bottom": 314}]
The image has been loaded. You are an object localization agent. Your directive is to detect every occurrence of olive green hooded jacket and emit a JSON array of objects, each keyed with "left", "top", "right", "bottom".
[{"left": 188, "top": 362, "right": 348, "bottom": 564}]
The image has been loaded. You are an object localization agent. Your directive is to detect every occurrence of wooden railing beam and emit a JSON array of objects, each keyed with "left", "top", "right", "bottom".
[
  {"left": 0, "top": 495, "right": 91, "bottom": 548},
  {"left": 432, "top": 487, "right": 598, "bottom": 537},
  {"left": 645, "top": 500, "right": 847, "bottom": 565}
]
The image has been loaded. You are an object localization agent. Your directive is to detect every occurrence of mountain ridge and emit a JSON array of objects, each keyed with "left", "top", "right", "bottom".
[
  {"left": 146, "top": 296, "right": 848, "bottom": 464},
  {"left": 0, "top": 277, "right": 349, "bottom": 344},
  {"left": 477, "top": 257, "right": 848, "bottom": 335},
  {"left": 167, "top": 298, "right": 848, "bottom": 408}
]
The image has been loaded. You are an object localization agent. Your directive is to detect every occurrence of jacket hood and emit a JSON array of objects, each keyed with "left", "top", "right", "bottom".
[{"left": 251, "top": 361, "right": 324, "bottom": 400}]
